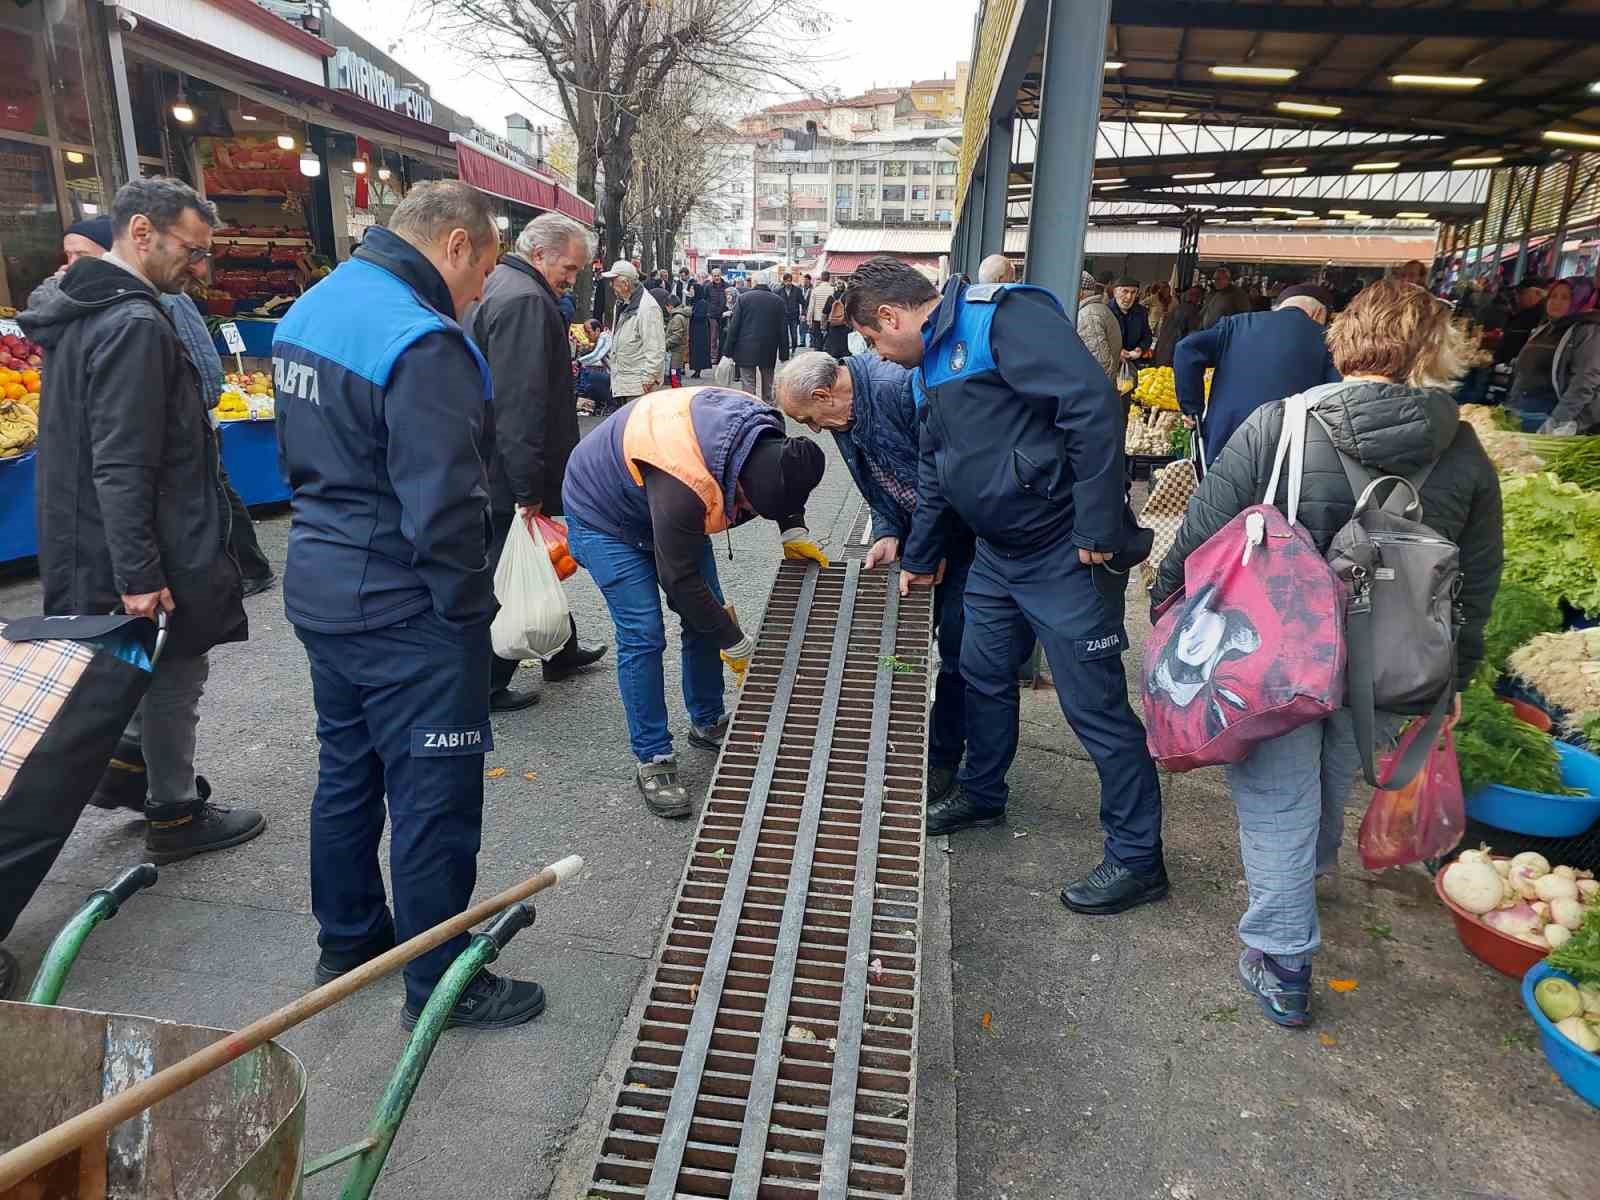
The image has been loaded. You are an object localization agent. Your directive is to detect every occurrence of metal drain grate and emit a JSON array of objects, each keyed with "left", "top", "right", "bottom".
[
  {"left": 588, "top": 560, "right": 933, "bottom": 1199},
  {"left": 840, "top": 499, "right": 874, "bottom": 559}
]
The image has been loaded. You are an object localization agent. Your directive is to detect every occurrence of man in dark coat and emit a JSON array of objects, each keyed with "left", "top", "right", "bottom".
[
  {"left": 721, "top": 276, "right": 790, "bottom": 402},
  {"left": 1108, "top": 276, "right": 1154, "bottom": 359},
  {"left": 18, "top": 177, "right": 263, "bottom": 866},
  {"left": 1152, "top": 284, "right": 1203, "bottom": 367},
  {"left": 1200, "top": 266, "right": 1252, "bottom": 329},
  {"left": 780, "top": 272, "right": 806, "bottom": 348},
  {"left": 1175, "top": 284, "right": 1340, "bottom": 465},
  {"left": 705, "top": 269, "right": 729, "bottom": 359},
  {"left": 468, "top": 213, "right": 609, "bottom": 711}
]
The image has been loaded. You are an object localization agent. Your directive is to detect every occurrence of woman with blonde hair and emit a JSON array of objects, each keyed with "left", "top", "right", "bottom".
[{"left": 1149, "top": 279, "right": 1503, "bottom": 1029}]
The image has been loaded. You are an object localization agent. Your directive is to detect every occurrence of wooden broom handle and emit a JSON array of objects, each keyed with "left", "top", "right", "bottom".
[{"left": 0, "top": 855, "right": 585, "bottom": 1190}]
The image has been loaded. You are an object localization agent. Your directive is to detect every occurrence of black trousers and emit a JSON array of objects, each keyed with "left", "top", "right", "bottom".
[{"left": 225, "top": 479, "right": 273, "bottom": 583}]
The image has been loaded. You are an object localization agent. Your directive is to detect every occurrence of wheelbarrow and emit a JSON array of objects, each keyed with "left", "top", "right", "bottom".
[{"left": 0, "top": 854, "right": 584, "bottom": 1199}]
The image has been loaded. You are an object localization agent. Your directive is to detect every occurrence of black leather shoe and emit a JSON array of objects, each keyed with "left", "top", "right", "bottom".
[
  {"left": 145, "top": 797, "right": 265, "bottom": 865},
  {"left": 926, "top": 786, "right": 1005, "bottom": 836},
  {"left": 1059, "top": 858, "right": 1170, "bottom": 915},
  {"left": 489, "top": 686, "right": 541, "bottom": 712},
  {"left": 543, "top": 639, "right": 608, "bottom": 682},
  {"left": 241, "top": 573, "right": 277, "bottom": 597},
  {"left": 927, "top": 764, "right": 958, "bottom": 805},
  {"left": 402, "top": 970, "right": 545, "bottom": 1031},
  {"left": 314, "top": 924, "right": 396, "bottom": 986}
]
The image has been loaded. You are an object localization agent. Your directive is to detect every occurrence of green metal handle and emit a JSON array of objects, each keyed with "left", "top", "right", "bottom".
[
  {"left": 334, "top": 902, "right": 536, "bottom": 1200},
  {"left": 27, "top": 864, "right": 159, "bottom": 1006}
]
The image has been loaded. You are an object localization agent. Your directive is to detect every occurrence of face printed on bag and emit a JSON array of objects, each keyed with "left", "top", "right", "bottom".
[{"left": 1178, "top": 607, "right": 1226, "bottom": 666}]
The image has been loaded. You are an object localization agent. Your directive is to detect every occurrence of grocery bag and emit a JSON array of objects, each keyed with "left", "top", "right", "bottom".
[
  {"left": 1, "top": 613, "right": 160, "bottom": 941},
  {"left": 491, "top": 513, "right": 571, "bottom": 661},
  {"left": 1138, "top": 432, "right": 1204, "bottom": 585},
  {"left": 713, "top": 356, "right": 738, "bottom": 388},
  {"left": 534, "top": 514, "right": 579, "bottom": 581},
  {"left": 1358, "top": 726, "right": 1464, "bottom": 870},
  {"left": 1117, "top": 358, "right": 1139, "bottom": 397}
]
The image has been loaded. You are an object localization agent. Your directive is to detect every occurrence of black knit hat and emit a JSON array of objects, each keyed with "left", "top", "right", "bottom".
[
  {"left": 740, "top": 435, "right": 826, "bottom": 523},
  {"left": 66, "top": 215, "right": 113, "bottom": 250}
]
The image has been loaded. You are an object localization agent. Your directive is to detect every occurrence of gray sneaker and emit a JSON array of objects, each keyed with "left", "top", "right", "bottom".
[
  {"left": 687, "top": 716, "right": 730, "bottom": 751},
  {"left": 636, "top": 757, "right": 691, "bottom": 819}
]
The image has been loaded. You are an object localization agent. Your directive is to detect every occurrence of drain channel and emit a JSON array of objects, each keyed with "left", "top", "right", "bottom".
[{"left": 588, "top": 560, "right": 933, "bottom": 1199}]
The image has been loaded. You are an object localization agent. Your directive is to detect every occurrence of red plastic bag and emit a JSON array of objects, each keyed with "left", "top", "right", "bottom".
[
  {"left": 1358, "top": 725, "right": 1464, "bottom": 869},
  {"left": 533, "top": 514, "right": 578, "bottom": 581}
]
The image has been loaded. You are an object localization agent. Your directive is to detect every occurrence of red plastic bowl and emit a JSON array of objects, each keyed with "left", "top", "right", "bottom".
[
  {"left": 1497, "top": 696, "right": 1553, "bottom": 732},
  {"left": 1433, "top": 861, "right": 1549, "bottom": 979}
]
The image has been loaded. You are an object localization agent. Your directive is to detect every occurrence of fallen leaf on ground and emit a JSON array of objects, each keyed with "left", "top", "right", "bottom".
[
  {"left": 688, "top": 982, "right": 700, "bottom": 1002},
  {"left": 712, "top": 847, "right": 727, "bottom": 860},
  {"left": 523, "top": 771, "right": 538, "bottom": 781},
  {"left": 1318, "top": 1033, "right": 1338, "bottom": 1047},
  {"left": 868, "top": 957, "right": 884, "bottom": 981},
  {"left": 788, "top": 1025, "right": 817, "bottom": 1042},
  {"left": 980, "top": 1010, "right": 993, "bottom": 1030},
  {"left": 484, "top": 767, "right": 507, "bottom": 779},
  {"left": 1328, "top": 978, "right": 1359, "bottom": 993}
]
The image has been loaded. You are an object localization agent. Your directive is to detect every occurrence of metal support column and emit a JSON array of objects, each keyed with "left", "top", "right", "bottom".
[
  {"left": 979, "top": 118, "right": 1012, "bottom": 262},
  {"left": 1025, "top": 0, "right": 1111, "bottom": 309},
  {"left": 1550, "top": 157, "right": 1582, "bottom": 275},
  {"left": 963, "top": 173, "right": 984, "bottom": 277},
  {"left": 1484, "top": 166, "right": 1521, "bottom": 284},
  {"left": 1511, "top": 164, "right": 1544, "bottom": 285},
  {"left": 1175, "top": 213, "right": 1201, "bottom": 290}
]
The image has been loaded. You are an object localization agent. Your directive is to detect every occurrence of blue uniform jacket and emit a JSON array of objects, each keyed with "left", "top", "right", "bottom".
[
  {"left": 902, "top": 279, "right": 1130, "bottom": 573},
  {"left": 272, "top": 226, "right": 494, "bottom": 634},
  {"left": 1174, "top": 307, "right": 1339, "bottom": 463}
]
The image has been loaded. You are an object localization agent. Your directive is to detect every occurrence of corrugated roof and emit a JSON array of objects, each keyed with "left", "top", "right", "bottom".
[
  {"left": 911, "top": 79, "right": 957, "bottom": 89},
  {"left": 1198, "top": 232, "right": 1438, "bottom": 265},
  {"left": 763, "top": 97, "right": 829, "bottom": 114}
]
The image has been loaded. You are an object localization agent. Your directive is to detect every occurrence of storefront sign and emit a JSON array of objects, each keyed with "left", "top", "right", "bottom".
[{"left": 331, "top": 47, "right": 434, "bottom": 125}]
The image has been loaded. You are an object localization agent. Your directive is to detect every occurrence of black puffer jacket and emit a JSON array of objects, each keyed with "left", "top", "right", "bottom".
[{"left": 1151, "top": 381, "right": 1503, "bottom": 689}]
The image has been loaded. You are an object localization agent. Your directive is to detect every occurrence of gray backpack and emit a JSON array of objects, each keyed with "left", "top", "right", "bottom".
[{"left": 1317, "top": 415, "right": 1460, "bottom": 788}]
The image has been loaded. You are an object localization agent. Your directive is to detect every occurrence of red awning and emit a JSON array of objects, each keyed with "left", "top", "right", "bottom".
[
  {"left": 822, "top": 251, "right": 942, "bottom": 273},
  {"left": 454, "top": 140, "right": 595, "bottom": 226}
]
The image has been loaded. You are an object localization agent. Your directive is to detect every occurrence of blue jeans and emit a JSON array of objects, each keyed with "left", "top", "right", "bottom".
[
  {"left": 296, "top": 612, "right": 491, "bottom": 1009},
  {"left": 566, "top": 515, "right": 727, "bottom": 762},
  {"left": 1225, "top": 710, "right": 1402, "bottom": 968},
  {"left": 959, "top": 538, "right": 1163, "bottom": 873}
]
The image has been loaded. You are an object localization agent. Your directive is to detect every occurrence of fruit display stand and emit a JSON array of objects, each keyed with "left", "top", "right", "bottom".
[
  {"left": 219, "top": 418, "right": 290, "bottom": 506},
  {"left": 211, "top": 317, "right": 281, "bottom": 359},
  {"left": 0, "top": 450, "right": 37, "bottom": 563}
]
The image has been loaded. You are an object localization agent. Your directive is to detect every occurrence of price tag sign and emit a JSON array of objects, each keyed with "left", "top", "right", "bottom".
[
  {"left": 0, "top": 319, "right": 22, "bottom": 339},
  {"left": 219, "top": 322, "right": 246, "bottom": 354}
]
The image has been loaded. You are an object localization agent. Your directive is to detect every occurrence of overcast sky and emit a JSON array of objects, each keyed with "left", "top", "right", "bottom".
[{"left": 329, "top": 0, "right": 977, "bottom": 134}]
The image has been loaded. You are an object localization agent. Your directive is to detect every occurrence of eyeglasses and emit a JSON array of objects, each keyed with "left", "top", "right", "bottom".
[{"left": 169, "top": 233, "right": 213, "bottom": 265}]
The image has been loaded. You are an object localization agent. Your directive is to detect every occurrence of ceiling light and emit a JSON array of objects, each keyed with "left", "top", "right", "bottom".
[
  {"left": 298, "top": 148, "right": 322, "bottom": 178},
  {"left": 1137, "top": 219, "right": 1159, "bottom": 225},
  {"left": 1098, "top": 184, "right": 1128, "bottom": 191},
  {"left": 1543, "top": 129, "right": 1600, "bottom": 148},
  {"left": 1095, "top": 177, "right": 1127, "bottom": 185},
  {"left": 241, "top": 112, "right": 257, "bottom": 122},
  {"left": 378, "top": 166, "right": 393, "bottom": 181},
  {"left": 1261, "top": 166, "right": 1307, "bottom": 175},
  {"left": 1104, "top": 61, "right": 1124, "bottom": 71},
  {"left": 1390, "top": 74, "right": 1484, "bottom": 89},
  {"left": 1204, "top": 218, "right": 1227, "bottom": 224},
  {"left": 351, "top": 158, "right": 368, "bottom": 175},
  {"left": 1139, "top": 110, "right": 1188, "bottom": 120},
  {"left": 1342, "top": 213, "right": 1373, "bottom": 221},
  {"left": 277, "top": 134, "right": 296, "bottom": 151},
  {"left": 1328, "top": 209, "right": 1361, "bottom": 216},
  {"left": 1589, "top": 82, "right": 1600, "bottom": 96},
  {"left": 1353, "top": 161, "right": 1400, "bottom": 171},
  {"left": 65, "top": 151, "right": 84, "bottom": 165},
  {"left": 1174, "top": 171, "right": 1215, "bottom": 180},
  {"left": 1211, "top": 65, "right": 1299, "bottom": 82},
  {"left": 81, "top": 203, "right": 99, "bottom": 216},
  {"left": 1276, "top": 100, "right": 1342, "bottom": 117},
  {"left": 1452, "top": 155, "right": 1502, "bottom": 166},
  {"left": 171, "top": 99, "right": 195, "bottom": 124},
  {"left": 495, "top": 215, "right": 510, "bottom": 231},
  {"left": 1395, "top": 211, "right": 1431, "bottom": 219}
]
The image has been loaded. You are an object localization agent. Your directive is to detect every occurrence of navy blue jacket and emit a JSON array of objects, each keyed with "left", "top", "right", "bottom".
[
  {"left": 1108, "top": 296, "right": 1153, "bottom": 353},
  {"left": 832, "top": 354, "right": 921, "bottom": 543},
  {"left": 272, "top": 226, "right": 494, "bottom": 634},
  {"left": 903, "top": 279, "right": 1131, "bottom": 572},
  {"left": 1174, "top": 307, "right": 1339, "bottom": 464}
]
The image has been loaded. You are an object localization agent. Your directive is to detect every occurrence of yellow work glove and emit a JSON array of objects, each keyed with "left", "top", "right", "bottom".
[
  {"left": 720, "top": 632, "right": 756, "bottom": 681},
  {"left": 780, "top": 527, "right": 830, "bottom": 568}
]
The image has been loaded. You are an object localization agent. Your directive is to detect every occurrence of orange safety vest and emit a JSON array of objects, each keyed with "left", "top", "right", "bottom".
[{"left": 620, "top": 388, "right": 732, "bottom": 534}]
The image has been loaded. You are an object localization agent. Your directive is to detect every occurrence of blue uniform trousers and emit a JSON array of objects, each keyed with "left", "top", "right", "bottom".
[
  {"left": 296, "top": 612, "right": 492, "bottom": 1009},
  {"left": 958, "top": 538, "right": 1164, "bottom": 873},
  {"left": 929, "top": 544, "right": 973, "bottom": 771}
]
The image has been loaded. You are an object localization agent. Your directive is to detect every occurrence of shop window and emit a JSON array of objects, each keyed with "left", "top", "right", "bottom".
[
  {"left": 0, "top": 138, "right": 61, "bottom": 306},
  {"left": 936, "top": 186, "right": 954, "bottom": 201},
  {"left": 913, "top": 161, "right": 932, "bottom": 175},
  {"left": 911, "top": 185, "right": 930, "bottom": 201},
  {"left": 883, "top": 161, "right": 906, "bottom": 177},
  {"left": 835, "top": 183, "right": 851, "bottom": 199},
  {"left": 858, "top": 161, "right": 877, "bottom": 176},
  {"left": 882, "top": 185, "right": 906, "bottom": 202},
  {"left": 43, "top": 10, "right": 95, "bottom": 146},
  {"left": 937, "top": 161, "right": 957, "bottom": 175},
  {"left": 61, "top": 149, "right": 105, "bottom": 221},
  {"left": 835, "top": 160, "right": 854, "bottom": 174}
]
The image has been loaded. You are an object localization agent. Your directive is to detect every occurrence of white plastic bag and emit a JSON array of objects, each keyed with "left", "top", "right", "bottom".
[
  {"left": 712, "top": 355, "right": 738, "bottom": 387},
  {"left": 491, "top": 513, "right": 571, "bottom": 661}
]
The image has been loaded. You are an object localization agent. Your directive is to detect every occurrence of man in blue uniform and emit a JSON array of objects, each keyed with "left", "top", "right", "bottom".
[
  {"left": 844, "top": 256, "right": 1167, "bottom": 915},
  {"left": 273, "top": 181, "right": 544, "bottom": 1030}
]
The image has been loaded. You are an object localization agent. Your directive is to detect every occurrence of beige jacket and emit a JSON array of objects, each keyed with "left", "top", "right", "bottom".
[
  {"left": 610, "top": 287, "right": 666, "bottom": 397},
  {"left": 1076, "top": 294, "right": 1121, "bottom": 381},
  {"left": 807, "top": 281, "right": 838, "bottom": 326}
]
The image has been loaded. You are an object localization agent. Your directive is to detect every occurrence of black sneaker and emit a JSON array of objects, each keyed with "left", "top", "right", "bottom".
[
  {"left": 314, "top": 924, "right": 397, "bottom": 986},
  {"left": 637, "top": 758, "right": 691, "bottom": 819},
  {"left": 1058, "top": 857, "right": 1170, "bottom": 915},
  {"left": 0, "top": 946, "right": 17, "bottom": 1001},
  {"left": 687, "top": 716, "right": 730, "bottom": 751},
  {"left": 927, "top": 764, "right": 958, "bottom": 804},
  {"left": 926, "top": 786, "right": 1006, "bottom": 836},
  {"left": 543, "top": 637, "right": 609, "bottom": 683},
  {"left": 490, "top": 686, "right": 541, "bottom": 712},
  {"left": 145, "top": 800, "right": 266, "bottom": 865},
  {"left": 401, "top": 969, "right": 545, "bottom": 1031}
]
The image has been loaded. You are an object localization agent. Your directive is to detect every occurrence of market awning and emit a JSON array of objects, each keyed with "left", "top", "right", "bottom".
[
  {"left": 1197, "top": 232, "right": 1439, "bottom": 266},
  {"left": 822, "top": 251, "right": 943, "bottom": 273},
  {"left": 453, "top": 139, "right": 595, "bottom": 226}
]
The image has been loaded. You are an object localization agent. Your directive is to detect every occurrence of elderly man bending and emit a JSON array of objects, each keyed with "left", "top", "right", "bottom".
[{"left": 774, "top": 349, "right": 972, "bottom": 803}]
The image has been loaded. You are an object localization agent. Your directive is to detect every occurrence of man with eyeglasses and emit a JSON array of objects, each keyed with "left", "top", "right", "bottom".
[{"left": 16, "top": 177, "right": 263, "bottom": 892}]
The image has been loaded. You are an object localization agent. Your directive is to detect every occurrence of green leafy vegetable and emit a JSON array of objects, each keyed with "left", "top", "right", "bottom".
[
  {"left": 1453, "top": 681, "right": 1576, "bottom": 796},
  {"left": 1542, "top": 437, "right": 1600, "bottom": 492},
  {"left": 1548, "top": 899, "right": 1600, "bottom": 985},
  {"left": 1498, "top": 473, "right": 1600, "bottom": 616},
  {"left": 1476, "top": 583, "right": 1563, "bottom": 684},
  {"left": 1583, "top": 712, "right": 1600, "bottom": 748}
]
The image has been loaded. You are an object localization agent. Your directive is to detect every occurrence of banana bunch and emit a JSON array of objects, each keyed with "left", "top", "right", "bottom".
[{"left": 0, "top": 398, "right": 38, "bottom": 457}]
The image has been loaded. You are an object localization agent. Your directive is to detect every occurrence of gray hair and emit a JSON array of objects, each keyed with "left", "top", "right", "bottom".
[
  {"left": 516, "top": 212, "right": 594, "bottom": 260},
  {"left": 774, "top": 350, "right": 842, "bottom": 407},
  {"left": 389, "top": 179, "right": 498, "bottom": 249},
  {"left": 977, "top": 253, "right": 1014, "bottom": 284},
  {"left": 110, "top": 176, "right": 217, "bottom": 238}
]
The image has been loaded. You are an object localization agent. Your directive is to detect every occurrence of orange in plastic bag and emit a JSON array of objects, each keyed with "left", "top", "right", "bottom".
[
  {"left": 534, "top": 514, "right": 578, "bottom": 581},
  {"left": 1358, "top": 726, "right": 1464, "bottom": 870}
]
